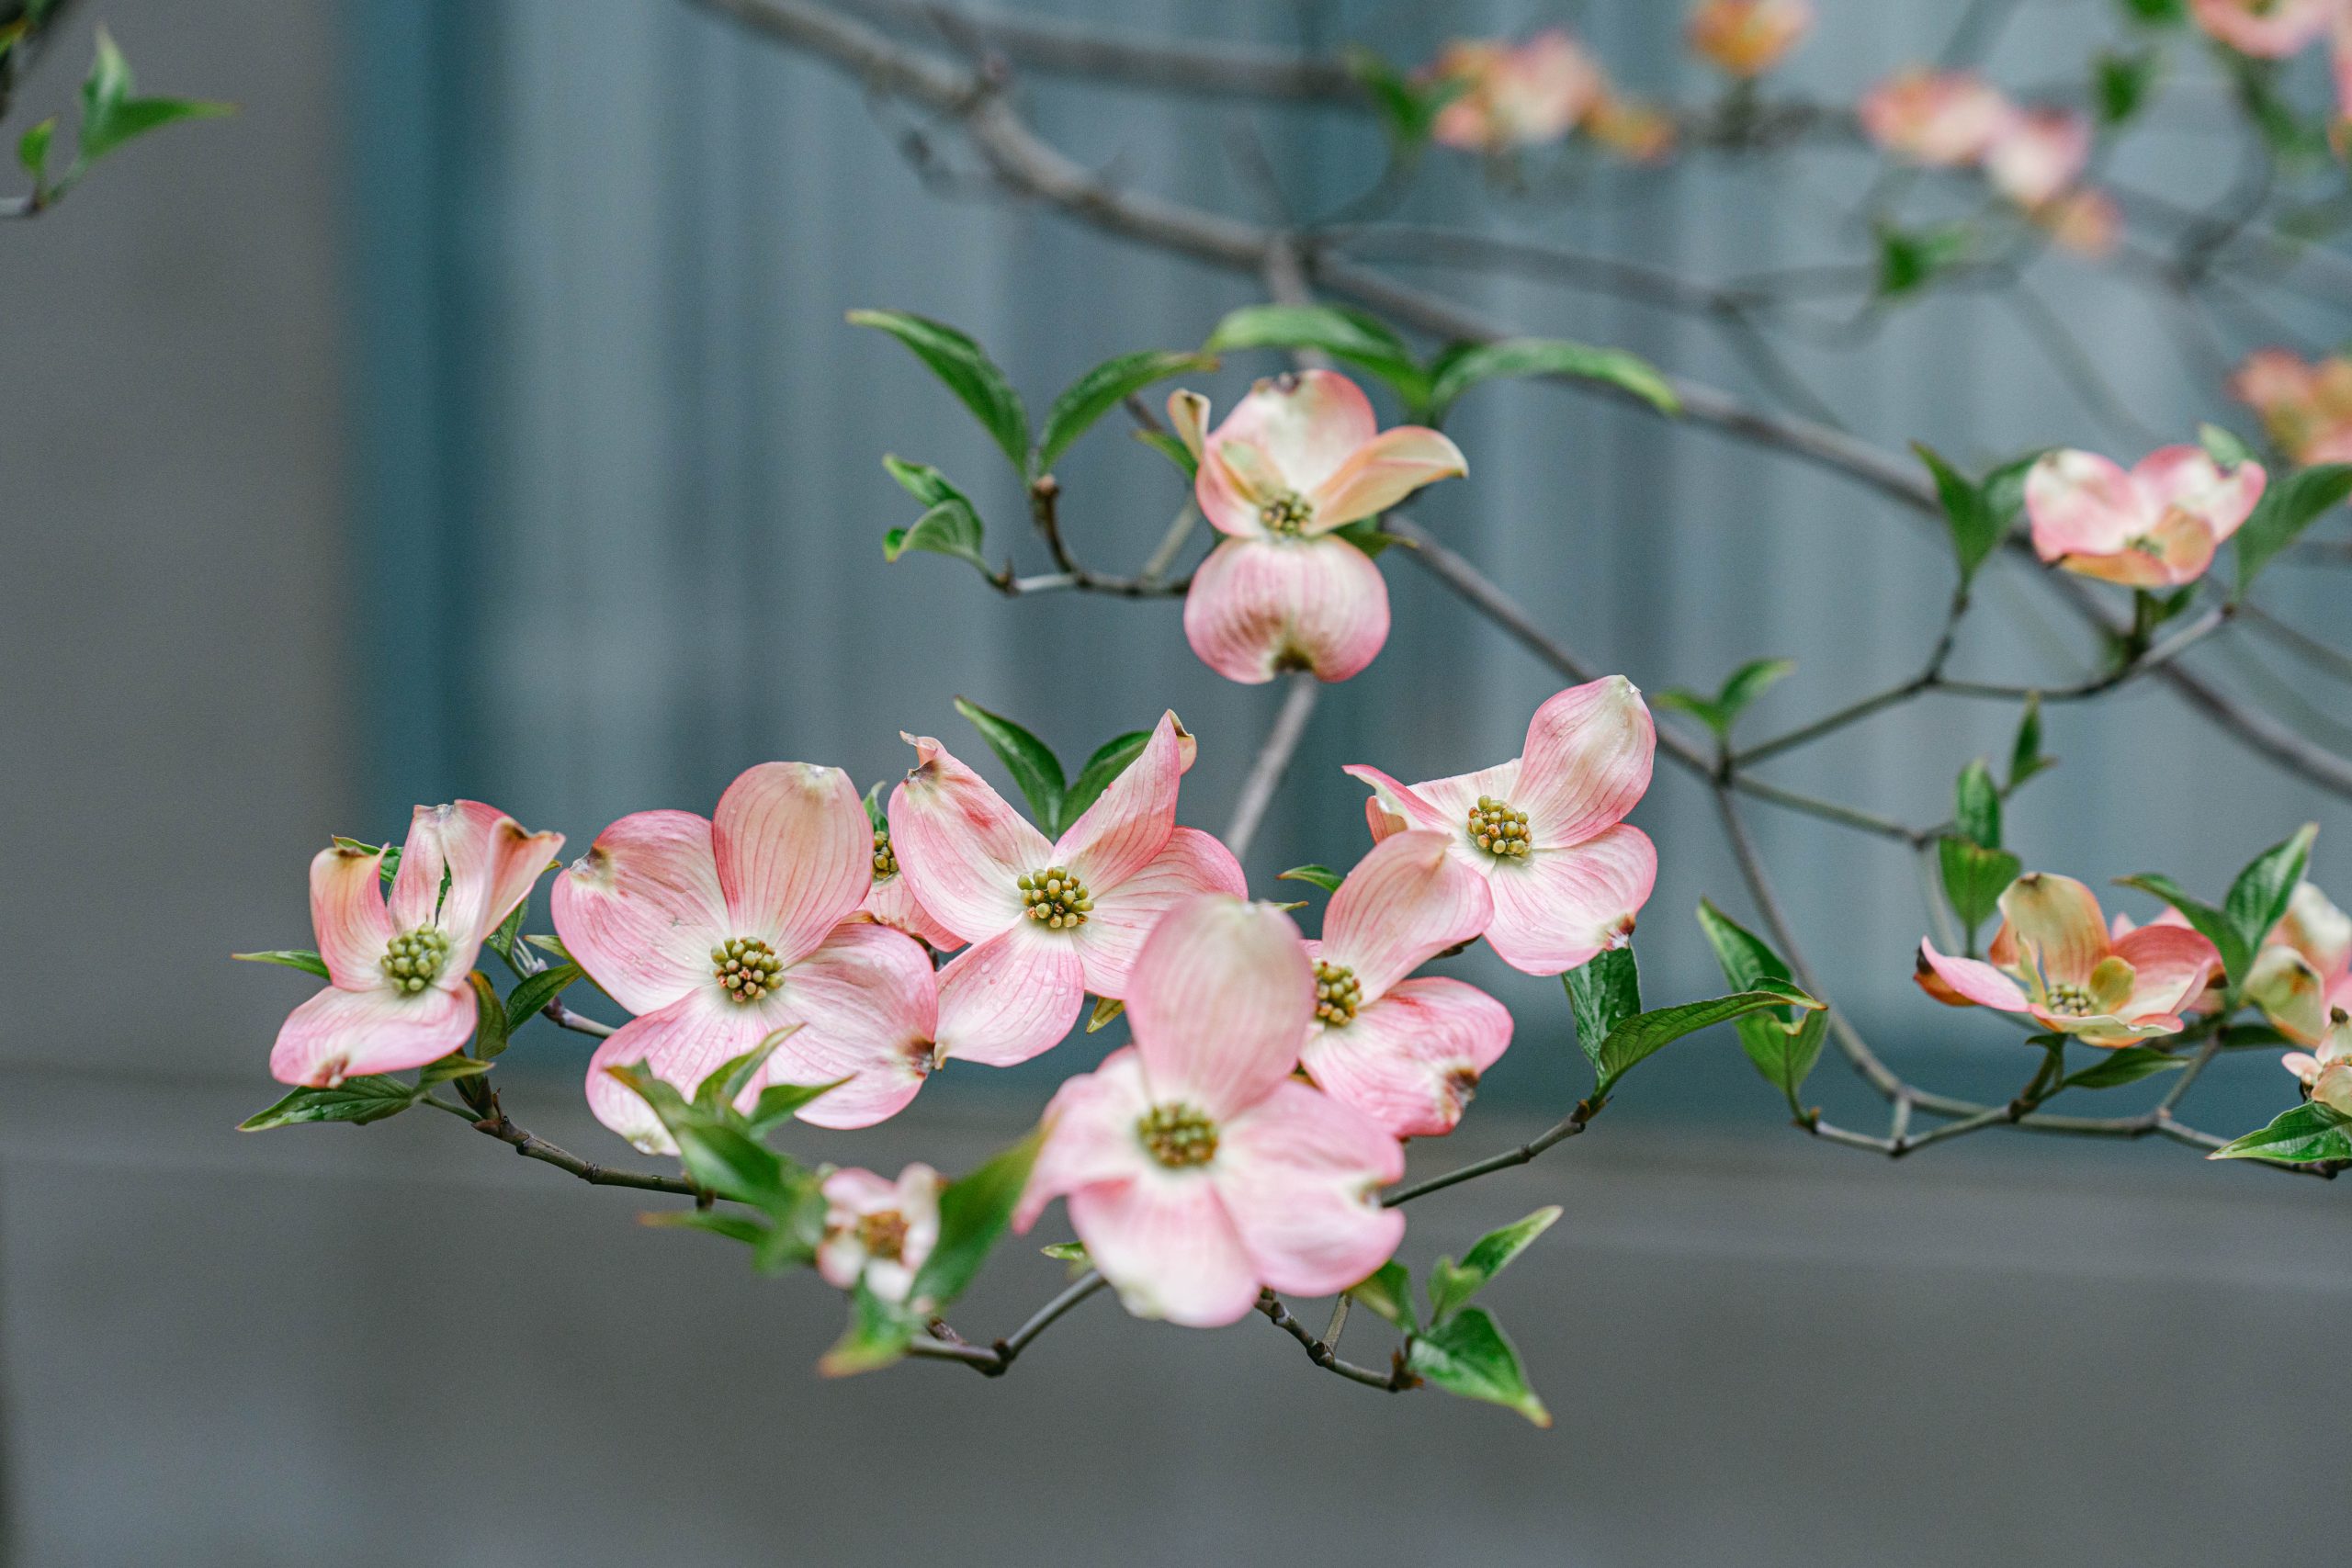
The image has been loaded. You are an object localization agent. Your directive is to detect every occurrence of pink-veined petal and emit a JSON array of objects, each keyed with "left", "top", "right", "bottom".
[
  {"left": 310, "top": 844, "right": 393, "bottom": 991},
  {"left": 1168, "top": 389, "right": 1210, "bottom": 463},
  {"left": 269, "top": 981, "right": 474, "bottom": 1088},
  {"left": 2052, "top": 505, "right": 2218, "bottom": 589},
  {"left": 713, "top": 762, "right": 871, "bottom": 965},
  {"left": 2135, "top": 446, "right": 2267, "bottom": 543},
  {"left": 2244, "top": 945, "right": 2328, "bottom": 1045},
  {"left": 387, "top": 804, "right": 447, "bottom": 932},
  {"left": 583, "top": 991, "right": 772, "bottom": 1155},
  {"left": 431, "top": 800, "right": 564, "bottom": 976},
  {"left": 1515, "top": 676, "right": 1657, "bottom": 848},
  {"left": 550, "top": 809, "right": 730, "bottom": 1017},
  {"left": 1016, "top": 1047, "right": 1157, "bottom": 1230},
  {"left": 1319, "top": 829, "right": 1494, "bottom": 999},
  {"left": 1342, "top": 763, "right": 1468, "bottom": 840},
  {"left": 1207, "top": 369, "right": 1379, "bottom": 496},
  {"left": 1182, "top": 535, "right": 1390, "bottom": 685},
  {"left": 1055, "top": 710, "right": 1186, "bottom": 891},
  {"left": 1215, "top": 1079, "right": 1405, "bottom": 1297},
  {"left": 2111, "top": 921, "right": 2223, "bottom": 1021},
  {"left": 1068, "top": 1173, "right": 1263, "bottom": 1327},
  {"left": 888, "top": 735, "right": 1055, "bottom": 942},
  {"left": 2280, "top": 882, "right": 2352, "bottom": 982},
  {"left": 765, "top": 919, "right": 939, "bottom": 1129},
  {"left": 1482, "top": 824, "right": 1657, "bottom": 976},
  {"left": 859, "top": 871, "right": 965, "bottom": 952},
  {"left": 1300, "top": 976, "right": 1513, "bottom": 1138},
  {"left": 931, "top": 925, "right": 1086, "bottom": 1067},
  {"left": 1916, "top": 939, "right": 2033, "bottom": 1011},
  {"left": 1069, "top": 826, "right": 1248, "bottom": 998},
  {"left": 1306, "top": 425, "right": 1468, "bottom": 531},
  {"left": 2027, "top": 449, "right": 2145, "bottom": 561},
  {"left": 1996, "top": 872, "right": 2111, "bottom": 989},
  {"left": 1125, "top": 894, "right": 1315, "bottom": 1118}
]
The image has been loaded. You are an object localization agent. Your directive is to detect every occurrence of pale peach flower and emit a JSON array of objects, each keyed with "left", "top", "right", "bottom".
[
  {"left": 1860, "top": 69, "right": 2016, "bottom": 167},
  {"left": 1687, "top": 0, "right": 1815, "bottom": 79},
  {"left": 1428, "top": 31, "right": 1605, "bottom": 153},
  {"left": 2025, "top": 445, "right": 2266, "bottom": 588},
  {"left": 817, "top": 1163, "right": 944, "bottom": 1305}
]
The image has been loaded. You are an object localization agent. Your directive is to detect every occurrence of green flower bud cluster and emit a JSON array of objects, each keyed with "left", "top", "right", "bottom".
[
  {"left": 1259, "top": 491, "right": 1315, "bottom": 536},
  {"left": 712, "top": 937, "right": 785, "bottom": 1004},
  {"left": 1468, "top": 795, "right": 1532, "bottom": 859},
  {"left": 380, "top": 927, "right": 451, "bottom": 993},
  {"left": 1020, "top": 865, "right": 1093, "bottom": 929},
  {"left": 1136, "top": 1101, "right": 1218, "bottom": 1168},
  {"left": 872, "top": 828, "right": 899, "bottom": 881},
  {"left": 1315, "top": 959, "right": 1363, "bottom": 1026}
]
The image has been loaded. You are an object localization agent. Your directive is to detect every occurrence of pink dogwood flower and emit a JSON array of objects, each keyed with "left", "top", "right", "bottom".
[
  {"left": 2233, "top": 348, "right": 2352, "bottom": 464},
  {"left": 1346, "top": 675, "right": 1657, "bottom": 976},
  {"left": 2025, "top": 445, "right": 2267, "bottom": 588},
  {"left": 2036, "top": 187, "right": 2123, "bottom": 258},
  {"left": 816, "top": 1163, "right": 944, "bottom": 1305},
  {"left": 1860, "top": 69, "right": 2017, "bottom": 167},
  {"left": 271, "top": 801, "right": 563, "bottom": 1087},
  {"left": 1915, "top": 873, "right": 2221, "bottom": 1046},
  {"left": 1427, "top": 31, "right": 1605, "bottom": 153},
  {"left": 1174, "top": 373, "right": 1465, "bottom": 685},
  {"left": 552, "top": 762, "right": 939, "bottom": 1151},
  {"left": 888, "top": 711, "right": 1244, "bottom": 1068},
  {"left": 1015, "top": 894, "right": 1405, "bottom": 1326},
  {"left": 2192, "top": 0, "right": 2337, "bottom": 57},
  {"left": 1299, "top": 831, "right": 1512, "bottom": 1138},
  {"left": 1687, "top": 0, "right": 1814, "bottom": 79},
  {"left": 1985, "top": 108, "right": 2091, "bottom": 209}
]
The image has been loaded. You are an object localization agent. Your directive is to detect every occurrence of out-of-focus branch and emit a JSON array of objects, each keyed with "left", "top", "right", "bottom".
[{"left": 1224, "top": 671, "right": 1321, "bottom": 863}]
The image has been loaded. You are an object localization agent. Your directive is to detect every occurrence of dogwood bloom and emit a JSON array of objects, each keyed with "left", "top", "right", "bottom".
[
  {"left": 1985, "top": 108, "right": 2091, "bottom": 209},
  {"left": 1587, "top": 92, "right": 1678, "bottom": 162},
  {"left": 2024, "top": 445, "right": 2267, "bottom": 587},
  {"left": 816, "top": 1163, "right": 943, "bottom": 1305},
  {"left": 1860, "top": 69, "right": 2016, "bottom": 166},
  {"left": 1175, "top": 373, "right": 1465, "bottom": 685},
  {"left": 553, "top": 762, "right": 939, "bottom": 1151},
  {"left": 1299, "top": 831, "right": 1511, "bottom": 1138},
  {"left": 2036, "top": 187, "right": 2122, "bottom": 258},
  {"left": 858, "top": 799, "right": 962, "bottom": 951},
  {"left": 2282, "top": 1008, "right": 2352, "bottom": 1113},
  {"left": 2233, "top": 348, "right": 2352, "bottom": 464},
  {"left": 1428, "top": 31, "right": 1603, "bottom": 153},
  {"left": 2192, "top": 0, "right": 2336, "bottom": 57},
  {"left": 271, "top": 801, "right": 563, "bottom": 1087},
  {"left": 888, "top": 711, "right": 1243, "bottom": 1067},
  {"left": 1687, "top": 0, "right": 1814, "bottom": 79},
  {"left": 1346, "top": 676, "right": 1657, "bottom": 976},
  {"left": 1916, "top": 873, "right": 2221, "bottom": 1045},
  {"left": 1015, "top": 894, "right": 1405, "bottom": 1326}
]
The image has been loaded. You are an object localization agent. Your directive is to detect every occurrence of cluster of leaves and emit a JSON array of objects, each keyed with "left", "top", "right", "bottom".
[
  {"left": 13, "top": 28, "right": 228, "bottom": 212},
  {"left": 2121, "top": 822, "right": 2318, "bottom": 1011},
  {"left": 1657, "top": 657, "right": 1792, "bottom": 742},
  {"left": 1565, "top": 940, "right": 1822, "bottom": 1103},
  {"left": 1939, "top": 757, "right": 2027, "bottom": 953},
  {"left": 1349, "top": 1208, "right": 1563, "bottom": 1427},
  {"left": 946, "top": 695, "right": 1152, "bottom": 839}
]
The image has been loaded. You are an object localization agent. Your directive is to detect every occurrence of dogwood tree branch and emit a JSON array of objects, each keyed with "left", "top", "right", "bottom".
[{"left": 1224, "top": 671, "right": 1321, "bottom": 863}]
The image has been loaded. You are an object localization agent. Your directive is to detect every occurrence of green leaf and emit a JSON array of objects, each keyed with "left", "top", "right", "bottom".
[
  {"left": 1407, "top": 1307, "right": 1550, "bottom": 1427},
  {"left": 1876, "top": 222, "right": 1971, "bottom": 299},
  {"left": 2116, "top": 874, "right": 2251, "bottom": 987},
  {"left": 878, "top": 460, "right": 990, "bottom": 572},
  {"left": 1423, "top": 336, "right": 1679, "bottom": 424},
  {"left": 906, "top": 1129, "right": 1044, "bottom": 1313},
  {"left": 2224, "top": 824, "right": 2318, "bottom": 963},
  {"left": 2199, "top": 423, "right": 2256, "bottom": 469},
  {"left": 1657, "top": 658, "right": 1793, "bottom": 738},
  {"left": 1134, "top": 427, "right": 1199, "bottom": 479},
  {"left": 1056, "top": 728, "right": 1152, "bottom": 836},
  {"left": 1695, "top": 898, "right": 1791, "bottom": 997},
  {"left": 1953, "top": 759, "right": 2003, "bottom": 850},
  {"left": 1427, "top": 1207, "right": 1561, "bottom": 1325},
  {"left": 671, "top": 1121, "right": 787, "bottom": 1208},
  {"left": 641, "top": 1209, "right": 772, "bottom": 1247},
  {"left": 2063, "top": 1045, "right": 2188, "bottom": 1090},
  {"left": 696, "top": 1031, "right": 792, "bottom": 1115},
  {"left": 419, "top": 1053, "right": 493, "bottom": 1086},
  {"left": 1040, "top": 1239, "right": 1091, "bottom": 1270},
  {"left": 1565, "top": 946, "right": 1642, "bottom": 1066},
  {"left": 1744, "top": 1008, "right": 1831, "bottom": 1117},
  {"left": 1085, "top": 996, "right": 1125, "bottom": 1033},
  {"left": 2237, "top": 464, "right": 2352, "bottom": 593},
  {"left": 1591, "top": 982, "right": 1821, "bottom": 1097},
  {"left": 818, "top": 1281, "right": 919, "bottom": 1378},
  {"left": 232, "top": 948, "right": 331, "bottom": 980},
  {"left": 1036, "top": 350, "right": 1214, "bottom": 469},
  {"left": 1652, "top": 689, "right": 1727, "bottom": 734},
  {"left": 1277, "top": 864, "right": 1344, "bottom": 895},
  {"left": 1914, "top": 443, "right": 2002, "bottom": 586},
  {"left": 484, "top": 895, "right": 530, "bottom": 966},
  {"left": 1343, "top": 46, "right": 1464, "bottom": 148},
  {"left": 503, "top": 962, "right": 582, "bottom": 1036},
  {"left": 861, "top": 780, "right": 888, "bottom": 834},
  {"left": 1939, "top": 838, "right": 2023, "bottom": 944},
  {"left": 2118, "top": 0, "right": 2186, "bottom": 23},
  {"left": 953, "top": 697, "right": 1065, "bottom": 828},
  {"left": 1329, "top": 516, "right": 1406, "bottom": 558},
  {"left": 468, "top": 970, "right": 511, "bottom": 1064},
  {"left": 1347, "top": 1260, "right": 1418, "bottom": 1333},
  {"left": 847, "top": 310, "right": 1031, "bottom": 471},
  {"left": 745, "top": 1076, "right": 847, "bottom": 1138},
  {"left": 2209, "top": 1100, "right": 2352, "bottom": 1164},
  {"left": 1202, "top": 304, "right": 1431, "bottom": 410},
  {"left": 17, "top": 115, "right": 53, "bottom": 186},
  {"left": 2094, "top": 49, "right": 2157, "bottom": 124},
  {"left": 2007, "top": 693, "right": 2052, "bottom": 790},
  {"left": 239, "top": 1076, "right": 417, "bottom": 1132},
  {"left": 524, "top": 932, "right": 571, "bottom": 960}
]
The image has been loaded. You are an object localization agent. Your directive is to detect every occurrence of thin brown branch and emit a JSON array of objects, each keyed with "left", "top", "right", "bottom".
[
  {"left": 1258, "top": 1291, "right": 1415, "bottom": 1391},
  {"left": 1223, "top": 671, "right": 1320, "bottom": 863}
]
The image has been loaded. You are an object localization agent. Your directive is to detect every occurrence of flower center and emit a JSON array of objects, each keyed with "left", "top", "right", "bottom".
[
  {"left": 1136, "top": 1101, "right": 1218, "bottom": 1168},
  {"left": 2043, "top": 981, "right": 2097, "bottom": 1017},
  {"left": 1315, "top": 960, "right": 1363, "bottom": 1027},
  {"left": 871, "top": 826, "right": 899, "bottom": 882},
  {"left": 854, "top": 1209, "right": 909, "bottom": 1262},
  {"left": 1018, "top": 864, "right": 1093, "bottom": 930},
  {"left": 710, "top": 937, "right": 784, "bottom": 1004},
  {"left": 380, "top": 926, "right": 450, "bottom": 993},
  {"left": 2125, "top": 533, "right": 2165, "bottom": 558},
  {"left": 1259, "top": 491, "right": 1315, "bottom": 536},
  {"left": 1467, "top": 795, "right": 1532, "bottom": 858}
]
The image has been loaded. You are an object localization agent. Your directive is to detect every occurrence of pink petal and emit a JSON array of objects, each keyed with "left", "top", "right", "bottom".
[
  {"left": 1984, "top": 108, "right": 2089, "bottom": 209},
  {"left": 1016, "top": 1046, "right": 1158, "bottom": 1230},
  {"left": 1306, "top": 425, "right": 1467, "bottom": 531},
  {"left": 1515, "top": 676, "right": 1657, "bottom": 847},
  {"left": 2028, "top": 449, "right": 2145, "bottom": 561},
  {"left": 431, "top": 800, "right": 564, "bottom": 976},
  {"left": 765, "top": 919, "right": 939, "bottom": 1129},
  {"left": 1319, "top": 829, "right": 1494, "bottom": 999},
  {"left": 1342, "top": 763, "right": 1474, "bottom": 840},
  {"left": 1069, "top": 826, "right": 1248, "bottom": 998},
  {"left": 1125, "top": 894, "right": 1315, "bottom": 1118},
  {"left": 387, "top": 804, "right": 447, "bottom": 932},
  {"left": 269, "top": 981, "right": 474, "bottom": 1087},
  {"left": 1167, "top": 389, "right": 1210, "bottom": 462},
  {"left": 2191, "top": 0, "right": 2335, "bottom": 58},
  {"left": 2133, "top": 446, "right": 2266, "bottom": 544},
  {"left": 1300, "top": 976, "right": 1513, "bottom": 1138},
  {"left": 1206, "top": 369, "right": 1380, "bottom": 495},
  {"left": 2052, "top": 505, "right": 2218, "bottom": 590},
  {"left": 310, "top": 844, "right": 393, "bottom": 991},
  {"left": 1054, "top": 710, "right": 1185, "bottom": 892},
  {"left": 859, "top": 872, "right": 965, "bottom": 952},
  {"left": 2111, "top": 922, "right": 2223, "bottom": 1021},
  {"left": 1182, "top": 535, "right": 1390, "bottom": 685},
  {"left": 1482, "top": 824, "right": 1657, "bottom": 976},
  {"left": 550, "top": 809, "right": 730, "bottom": 1017},
  {"left": 583, "top": 991, "right": 771, "bottom": 1154},
  {"left": 2281, "top": 882, "right": 2352, "bottom": 981},
  {"left": 713, "top": 762, "right": 872, "bottom": 965},
  {"left": 2243, "top": 946, "right": 2327, "bottom": 1045},
  {"left": 931, "top": 925, "right": 1086, "bottom": 1067},
  {"left": 1915, "top": 940, "right": 2032, "bottom": 1012},
  {"left": 1068, "top": 1174, "right": 1264, "bottom": 1327},
  {"left": 1996, "top": 872, "right": 2111, "bottom": 989},
  {"left": 1214, "top": 1079, "right": 1405, "bottom": 1297},
  {"left": 888, "top": 735, "right": 1055, "bottom": 941}
]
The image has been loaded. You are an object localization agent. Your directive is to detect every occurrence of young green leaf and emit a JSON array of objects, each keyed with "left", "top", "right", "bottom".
[
  {"left": 953, "top": 697, "right": 1066, "bottom": 828},
  {"left": 1276, "top": 864, "right": 1345, "bottom": 895},
  {"left": 2094, "top": 49, "right": 2157, "bottom": 123},
  {"left": 232, "top": 948, "right": 331, "bottom": 980},
  {"left": 884, "top": 501, "right": 991, "bottom": 572},
  {"left": 1591, "top": 982, "right": 1821, "bottom": 1097},
  {"left": 1040, "top": 1239, "right": 1091, "bottom": 1270},
  {"left": 468, "top": 971, "right": 512, "bottom": 1063},
  {"left": 503, "top": 962, "right": 582, "bottom": 1036},
  {"left": 2208, "top": 1100, "right": 2352, "bottom": 1164},
  {"left": 1914, "top": 443, "right": 2001, "bottom": 586},
  {"left": 2118, "top": 0, "right": 2187, "bottom": 23},
  {"left": 2224, "top": 823, "right": 2318, "bottom": 962},
  {"left": 1406, "top": 1307, "right": 1551, "bottom": 1427},
  {"left": 70, "top": 32, "right": 232, "bottom": 175},
  {"left": 906, "top": 1129, "right": 1044, "bottom": 1313},
  {"left": 818, "top": 1281, "right": 920, "bottom": 1378},
  {"left": 1057, "top": 728, "right": 1153, "bottom": 835},
  {"left": 1133, "top": 427, "right": 1199, "bottom": 479},
  {"left": 1347, "top": 1260, "right": 1418, "bottom": 1333},
  {"left": 861, "top": 780, "right": 888, "bottom": 833},
  {"left": 1036, "top": 350, "right": 1214, "bottom": 469},
  {"left": 847, "top": 310, "right": 1031, "bottom": 471},
  {"left": 1426, "top": 1207, "right": 1561, "bottom": 1325},
  {"left": 1085, "top": 996, "right": 1125, "bottom": 1033},
  {"left": 238, "top": 1076, "right": 418, "bottom": 1132},
  {"left": 745, "top": 1076, "right": 846, "bottom": 1138},
  {"left": 697, "top": 1030, "right": 795, "bottom": 1115},
  {"left": 2062, "top": 1045, "right": 2188, "bottom": 1090},
  {"left": 2007, "top": 693, "right": 2052, "bottom": 790},
  {"left": 2199, "top": 423, "right": 2256, "bottom": 469},
  {"left": 1876, "top": 222, "right": 1971, "bottom": 298},
  {"left": 2237, "top": 464, "right": 2352, "bottom": 594},
  {"left": 1939, "top": 837, "right": 2023, "bottom": 944},
  {"left": 641, "top": 1208, "right": 773, "bottom": 1248},
  {"left": 419, "top": 1053, "right": 493, "bottom": 1086},
  {"left": 1201, "top": 304, "right": 1430, "bottom": 410},
  {"left": 2115, "top": 874, "right": 2250, "bottom": 987},
  {"left": 17, "top": 116, "right": 53, "bottom": 188},
  {"left": 1742, "top": 1008, "right": 1831, "bottom": 1117},
  {"left": 1423, "top": 336, "right": 1680, "bottom": 424},
  {"left": 1953, "top": 759, "right": 2002, "bottom": 850},
  {"left": 1657, "top": 658, "right": 1794, "bottom": 738},
  {"left": 1564, "top": 946, "right": 1641, "bottom": 1065}
]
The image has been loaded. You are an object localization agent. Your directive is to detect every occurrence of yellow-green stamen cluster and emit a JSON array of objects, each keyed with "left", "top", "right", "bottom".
[
  {"left": 1468, "top": 795, "right": 1532, "bottom": 858},
  {"left": 711, "top": 937, "right": 784, "bottom": 1004},
  {"left": 380, "top": 927, "right": 450, "bottom": 993},
  {"left": 1315, "top": 960, "right": 1363, "bottom": 1027},
  {"left": 1020, "top": 865, "right": 1092, "bottom": 929},
  {"left": 871, "top": 827, "right": 899, "bottom": 881},
  {"left": 1136, "top": 1102, "right": 1218, "bottom": 1168},
  {"left": 2042, "top": 981, "right": 2097, "bottom": 1017},
  {"left": 1259, "top": 491, "right": 1314, "bottom": 536},
  {"left": 855, "top": 1209, "right": 909, "bottom": 1261}
]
